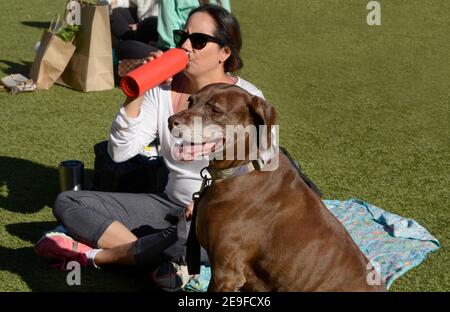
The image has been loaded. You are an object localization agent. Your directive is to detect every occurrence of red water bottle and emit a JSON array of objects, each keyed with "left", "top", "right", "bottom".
[{"left": 120, "top": 48, "right": 189, "bottom": 98}]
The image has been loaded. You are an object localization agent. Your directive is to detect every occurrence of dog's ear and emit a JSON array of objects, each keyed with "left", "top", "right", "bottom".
[
  {"left": 248, "top": 95, "right": 277, "bottom": 127},
  {"left": 247, "top": 96, "right": 277, "bottom": 151}
]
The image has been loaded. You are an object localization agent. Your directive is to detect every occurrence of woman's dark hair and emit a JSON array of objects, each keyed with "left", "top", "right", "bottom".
[{"left": 188, "top": 4, "right": 243, "bottom": 73}]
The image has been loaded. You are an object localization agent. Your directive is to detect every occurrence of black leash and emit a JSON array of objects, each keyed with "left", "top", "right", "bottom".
[{"left": 186, "top": 168, "right": 211, "bottom": 275}]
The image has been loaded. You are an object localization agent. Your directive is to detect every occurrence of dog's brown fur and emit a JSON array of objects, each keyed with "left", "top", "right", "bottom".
[{"left": 169, "top": 83, "right": 386, "bottom": 292}]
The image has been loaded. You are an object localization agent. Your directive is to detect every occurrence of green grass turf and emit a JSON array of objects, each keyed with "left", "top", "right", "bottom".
[{"left": 0, "top": 0, "right": 448, "bottom": 291}]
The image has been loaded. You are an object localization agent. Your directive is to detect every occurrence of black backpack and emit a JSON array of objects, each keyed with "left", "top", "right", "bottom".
[{"left": 90, "top": 140, "right": 168, "bottom": 194}]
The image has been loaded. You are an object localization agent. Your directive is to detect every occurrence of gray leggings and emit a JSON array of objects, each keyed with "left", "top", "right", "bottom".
[{"left": 53, "top": 190, "right": 190, "bottom": 268}]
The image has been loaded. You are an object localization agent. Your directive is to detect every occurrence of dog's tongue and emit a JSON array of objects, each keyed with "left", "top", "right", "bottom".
[{"left": 175, "top": 142, "right": 216, "bottom": 161}]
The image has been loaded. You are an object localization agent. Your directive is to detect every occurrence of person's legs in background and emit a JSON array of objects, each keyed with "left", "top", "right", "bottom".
[
  {"left": 108, "top": 7, "right": 159, "bottom": 81},
  {"left": 136, "top": 16, "right": 159, "bottom": 46},
  {"left": 109, "top": 7, "right": 138, "bottom": 49}
]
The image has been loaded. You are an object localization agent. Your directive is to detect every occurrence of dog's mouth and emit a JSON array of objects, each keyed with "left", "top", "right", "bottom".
[{"left": 173, "top": 137, "right": 223, "bottom": 161}]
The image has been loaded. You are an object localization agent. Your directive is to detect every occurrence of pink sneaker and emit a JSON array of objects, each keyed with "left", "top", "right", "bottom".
[{"left": 35, "top": 232, "right": 92, "bottom": 270}]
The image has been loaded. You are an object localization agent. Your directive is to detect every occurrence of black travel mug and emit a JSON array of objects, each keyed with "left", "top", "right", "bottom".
[{"left": 58, "top": 160, "right": 84, "bottom": 192}]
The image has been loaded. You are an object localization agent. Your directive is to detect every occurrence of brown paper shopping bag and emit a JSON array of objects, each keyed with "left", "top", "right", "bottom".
[
  {"left": 29, "top": 30, "right": 76, "bottom": 90},
  {"left": 58, "top": 3, "right": 114, "bottom": 92}
]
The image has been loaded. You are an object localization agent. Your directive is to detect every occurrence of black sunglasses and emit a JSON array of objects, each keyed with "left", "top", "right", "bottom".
[{"left": 173, "top": 30, "right": 224, "bottom": 50}]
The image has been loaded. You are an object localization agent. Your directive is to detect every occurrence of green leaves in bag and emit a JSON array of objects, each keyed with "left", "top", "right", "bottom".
[{"left": 56, "top": 24, "right": 80, "bottom": 42}]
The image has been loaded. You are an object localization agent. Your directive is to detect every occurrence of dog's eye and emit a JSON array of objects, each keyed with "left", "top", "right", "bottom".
[
  {"left": 208, "top": 103, "right": 223, "bottom": 114},
  {"left": 211, "top": 107, "right": 222, "bottom": 114}
]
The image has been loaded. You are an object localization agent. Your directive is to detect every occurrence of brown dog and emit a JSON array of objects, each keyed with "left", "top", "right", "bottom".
[{"left": 168, "top": 83, "right": 386, "bottom": 292}]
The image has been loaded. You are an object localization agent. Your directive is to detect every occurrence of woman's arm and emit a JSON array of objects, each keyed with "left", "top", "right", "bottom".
[
  {"left": 108, "top": 90, "right": 159, "bottom": 163},
  {"left": 123, "top": 95, "right": 142, "bottom": 118},
  {"left": 108, "top": 50, "right": 173, "bottom": 162}
]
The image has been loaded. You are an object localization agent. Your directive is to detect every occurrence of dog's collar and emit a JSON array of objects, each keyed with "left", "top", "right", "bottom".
[
  {"left": 206, "top": 158, "right": 264, "bottom": 181},
  {"left": 192, "top": 158, "right": 264, "bottom": 201}
]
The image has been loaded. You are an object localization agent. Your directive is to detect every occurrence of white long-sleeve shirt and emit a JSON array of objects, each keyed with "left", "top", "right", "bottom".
[{"left": 108, "top": 77, "right": 264, "bottom": 206}]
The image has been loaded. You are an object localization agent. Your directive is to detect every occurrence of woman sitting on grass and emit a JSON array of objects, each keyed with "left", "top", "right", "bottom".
[{"left": 35, "top": 4, "right": 264, "bottom": 291}]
